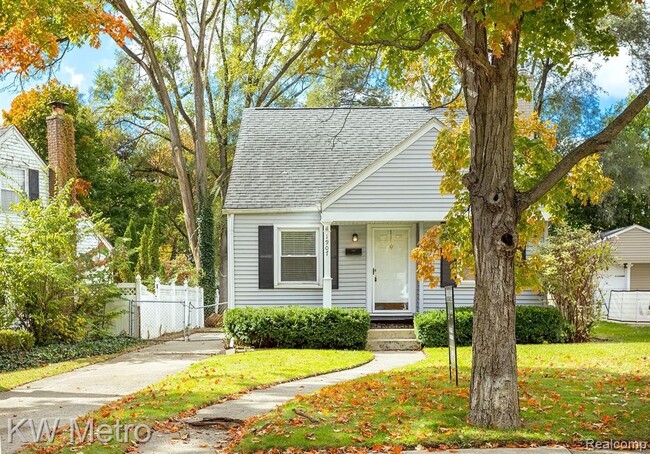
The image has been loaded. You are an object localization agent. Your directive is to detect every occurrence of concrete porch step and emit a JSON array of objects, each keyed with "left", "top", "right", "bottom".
[
  {"left": 366, "top": 338, "right": 421, "bottom": 351},
  {"left": 367, "top": 328, "right": 417, "bottom": 340}
]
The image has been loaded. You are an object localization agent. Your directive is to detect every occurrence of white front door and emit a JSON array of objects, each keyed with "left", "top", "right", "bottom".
[{"left": 372, "top": 227, "right": 412, "bottom": 312}]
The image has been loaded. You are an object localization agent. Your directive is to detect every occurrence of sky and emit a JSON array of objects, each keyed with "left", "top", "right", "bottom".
[{"left": 0, "top": 39, "right": 638, "bottom": 115}]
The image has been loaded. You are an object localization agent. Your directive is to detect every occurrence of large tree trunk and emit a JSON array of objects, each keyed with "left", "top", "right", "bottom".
[{"left": 459, "top": 10, "right": 522, "bottom": 428}]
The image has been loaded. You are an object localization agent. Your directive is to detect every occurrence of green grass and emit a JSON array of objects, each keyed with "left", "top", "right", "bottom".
[
  {"left": 235, "top": 340, "right": 649, "bottom": 451},
  {"left": 592, "top": 321, "right": 650, "bottom": 342},
  {"left": 24, "top": 349, "right": 373, "bottom": 453},
  {"left": 0, "top": 355, "right": 117, "bottom": 392}
]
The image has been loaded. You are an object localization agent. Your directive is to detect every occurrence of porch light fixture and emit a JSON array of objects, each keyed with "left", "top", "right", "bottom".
[{"left": 352, "top": 233, "right": 359, "bottom": 242}]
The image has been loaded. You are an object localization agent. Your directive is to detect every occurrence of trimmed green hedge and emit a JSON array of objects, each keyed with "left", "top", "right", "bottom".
[
  {"left": 0, "top": 336, "right": 148, "bottom": 373},
  {"left": 414, "top": 305, "right": 568, "bottom": 347},
  {"left": 0, "top": 329, "right": 35, "bottom": 352},
  {"left": 224, "top": 307, "right": 371, "bottom": 350}
]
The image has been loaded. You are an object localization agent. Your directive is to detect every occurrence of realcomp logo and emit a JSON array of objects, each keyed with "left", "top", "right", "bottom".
[{"left": 3, "top": 418, "right": 151, "bottom": 448}]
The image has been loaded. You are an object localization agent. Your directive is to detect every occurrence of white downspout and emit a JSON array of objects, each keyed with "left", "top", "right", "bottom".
[{"left": 227, "top": 213, "right": 235, "bottom": 309}]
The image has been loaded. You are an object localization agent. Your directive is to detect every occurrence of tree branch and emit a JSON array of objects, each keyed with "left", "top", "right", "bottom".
[
  {"left": 517, "top": 84, "right": 650, "bottom": 215},
  {"left": 327, "top": 22, "right": 493, "bottom": 75}
]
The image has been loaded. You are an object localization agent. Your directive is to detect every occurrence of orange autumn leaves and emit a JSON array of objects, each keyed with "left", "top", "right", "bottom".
[
  {"left": 0, "top": 0, "right": 130, "bottom": 74},
  {"left": 411, "top": 111, "right": 612, "bottom": 289}
]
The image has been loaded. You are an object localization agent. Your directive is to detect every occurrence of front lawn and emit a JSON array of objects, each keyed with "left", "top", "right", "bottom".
[
  {"left": 234, "top": 328, "right": 649, "bottom": 452},
  {"left": 592, "top": 320, "right": 650, "bottom": 342},
  {"left": 25, "top": 349, "right": 373, "bottom": 453},
  {"left": 0, "top": 337, "right": 150, "bottom": 391}
]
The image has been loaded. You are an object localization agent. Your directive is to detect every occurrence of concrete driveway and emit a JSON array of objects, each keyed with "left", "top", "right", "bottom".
[{"left": 0, "top": 332, "right": 223, "bottom": 453}]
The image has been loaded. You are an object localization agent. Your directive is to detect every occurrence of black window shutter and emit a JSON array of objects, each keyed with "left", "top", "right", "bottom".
[
  {"left": 440, "top": 257, "right": 456, "bottom": 288},
  {"left": 331, "top": 226, "right": 339, "bottom": 290},
  {"left": 28, "top": 169, "right": 39, "bottom": 201},
  {"left": 258, "top": 226, "right": 274, "bottom": 289}
]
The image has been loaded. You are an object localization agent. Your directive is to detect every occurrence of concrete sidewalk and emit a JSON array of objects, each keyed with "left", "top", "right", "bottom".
[
  {"left": 0, "top": 332, "right": 223, "bottom": 453},
  {"left": 141, "top": 351, "right": 426, "bottom": 453}
]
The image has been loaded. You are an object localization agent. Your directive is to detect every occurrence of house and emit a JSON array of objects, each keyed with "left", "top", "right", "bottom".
[
  {"left": 0, "top": 102, "right": 111, "bottom": 254},
  {"left": 223, "top": 107, "right": 544, "bottom": 318},
  {"left": 0, "top": 125, "right": 49, "bottom": 229},
  {"left": 598, "top": 225, "right": 650, "bottom": 322}
]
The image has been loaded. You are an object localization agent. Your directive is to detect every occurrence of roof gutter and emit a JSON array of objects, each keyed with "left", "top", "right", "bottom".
[{"left": 222, "top": 206, "right": 320, "bottom": 215}]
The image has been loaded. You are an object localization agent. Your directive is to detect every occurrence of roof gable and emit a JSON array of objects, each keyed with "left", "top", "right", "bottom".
[
  {"left": 0, "top": 125, "right": 48, "bottom": 168},
  {"left": 224, "top": 107, "right": 447, "bottom": 210},
  {"left": 602, "top": 224, "right": 650, "bottom": 240},
  {"left": 321, "top": 116, "right": 444, "bottom": 209}
]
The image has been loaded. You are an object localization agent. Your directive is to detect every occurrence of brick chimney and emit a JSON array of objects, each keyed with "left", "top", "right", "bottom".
[{"left": 46, "top": 101, "right": 77, "bottom": 196}]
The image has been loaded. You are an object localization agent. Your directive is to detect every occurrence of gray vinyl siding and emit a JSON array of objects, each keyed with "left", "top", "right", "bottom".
[
  {"left": 422, "top": 285, "right": 545, "bottom": 310},
  {"left": 610, "top": 228, "right": 650, "bottom": 263},
  {"left": 332, "top": 224, "right": 367, "bottom": 309},
  {"left": 0, "top": 129, "right": 48, "bottom": 230},
  {"left": 233, "top": 212, "right": 323, "bottom": 306},
  {"left": 631, "top": 263, "right": 650, "bottom": 290},
  {"left": 328, "top": 127, "right": 455, "bottom": 214}
]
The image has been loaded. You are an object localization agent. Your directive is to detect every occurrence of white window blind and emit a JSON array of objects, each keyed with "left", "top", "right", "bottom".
[
  {"left": 280, "top": 230, "right": 317, "bottom": 282},
  {"left": 0, "top": 167, "right": 25, "bottom": 211}
]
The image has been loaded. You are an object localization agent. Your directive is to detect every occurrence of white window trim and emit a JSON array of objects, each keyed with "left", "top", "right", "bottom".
[
  {"left": 274, "top": 225, "right": 322, "bottom": 289},
  {"left": 0, "top": 167, "right": 28, "bottom": 210}
]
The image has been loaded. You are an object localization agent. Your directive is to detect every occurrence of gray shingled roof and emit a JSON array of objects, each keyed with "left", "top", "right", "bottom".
[{"left": 224, "top": 107, "right": 445, "bottom": 210}]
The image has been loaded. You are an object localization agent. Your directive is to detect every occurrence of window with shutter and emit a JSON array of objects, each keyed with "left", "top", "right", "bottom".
[{"left": 277, "top": 228, "right": 320, "bottom": 284}]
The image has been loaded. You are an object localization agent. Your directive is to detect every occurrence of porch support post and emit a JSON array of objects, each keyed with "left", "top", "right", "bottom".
[
  {"left": 625, "top": 263, "right": 632, "bottom": 291},
  {"left": 322, "top": 222, "right": 333, "bottom": 308}
]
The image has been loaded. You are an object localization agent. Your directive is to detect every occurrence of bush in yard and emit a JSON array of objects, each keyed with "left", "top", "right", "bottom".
[
  {"left": 0, "top": 329, "right": 35, "bottom": 351},
  {"left": 415, "top": 306, "right": 567, "bottom": 347},
  {"left": 414, "top": 307, "right": 473, "bottom": 347},
  {"left": 0, "top": 183, "right": 121, "bottom": 345},
  {"left": 224, "top": 307, "right": 370, "bottom": 350},
  {"left": 515, "top": 305, "right": 569, "bottom": 344},
  {"left": 537, "top": 226, "right": 614, "bottom": 342}
]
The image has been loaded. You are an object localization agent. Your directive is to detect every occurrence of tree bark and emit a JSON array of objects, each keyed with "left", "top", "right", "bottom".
[{"left": 459, "top": 10, "right": 522, "bottom": 428}]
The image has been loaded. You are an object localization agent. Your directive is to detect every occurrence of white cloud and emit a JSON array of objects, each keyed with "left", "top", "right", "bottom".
[
  {"left": 588, "top": 48, "right": 634, "bottom": 99},
  {"left": 62, "top": 65, "right": 85, "bottom": 89}
]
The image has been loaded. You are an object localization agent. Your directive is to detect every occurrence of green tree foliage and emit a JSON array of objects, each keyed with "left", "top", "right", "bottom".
[
  {"left": 611, "top": 5, "right": 650, "bottom": 87},
  {"left": 148, "top": 208, "right": 163, "bottom": 275},
  {"left": 538, "top": 226, "right": 614, "bottom": 342},
  {"left": 566, "top": 103, "right": 650, "bottom": 230},
  {"left": 304, "top": 62, "right": 392, "bottom": 107},
  {"left": 136, "top": 224, "right": 151, "bottom": 278},
  {"left": 111, "top": 217, "right": 138, "bottom": 283},
  {"left": 0, "top": 183, "right": 120, "bottom": 344},
  {"left": 2, "top": 80, "right": 156, "bottom": 238}
]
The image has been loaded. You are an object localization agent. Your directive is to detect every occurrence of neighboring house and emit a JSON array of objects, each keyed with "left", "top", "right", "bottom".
[
  {"left": 599, "top": 225, "right": 650, "bottom": 322},
  {"left": 224, "top": 107, "right": 544, "bottom": 318},
  {"left": 0, "top": 103, "right": 111, "bottom": 254},
  {"left": 0, "top": 125, "right": 49, "bottom": 229}
]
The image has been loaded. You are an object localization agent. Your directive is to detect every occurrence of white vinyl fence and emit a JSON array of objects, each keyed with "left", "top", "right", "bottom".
[
  {"left": 109, "top": 275, "right": 214, "bottom": 339},
  {"left": 606, "top": 290, "right": 650, "bottom": 323}
]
